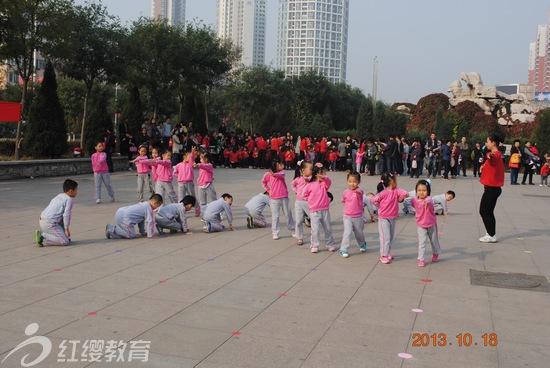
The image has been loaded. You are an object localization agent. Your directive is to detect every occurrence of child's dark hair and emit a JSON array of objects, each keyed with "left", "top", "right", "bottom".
[
  {"left": 181, "top": 195, "right": 196, "bottom": 207},
  {"left": 311, "top": 163, "right": 325, "bottom": 181},
  {"left": 270, "top": 159, "right": 282, "bottom": 173},
  {"left": 96, "top": 141, "right": 104, "bottom": 147},
  {"left": 488, "top": 134, "right": 501, "bottom": 146},
  {"left": 200, "top": 152, "right": 211, "bottom": 162},
  {"left": 377, "top": 172, "right": 395, "bottom": 193},
  {"left": 294, "top": 160, "right": 311, "bottom": 179},
  {"left": 63, "top": 179, "right": 78, "bottom": 192},
  {"left": 149, "top": 193, "right": 163, "bottom": 204},
  {"left": 327, "top": 191, "right": 334, "bottom": 202},
  {"left": 222, "top": 193, "right": 233, "bottom": 200},
  {"left": 446, "top": 190, "right": 456, "bottom": 198},
  {"left": 415, "top": 179, "right": 431, "bottom": 196},
  {"left": 347, "top": 171, "right": 361, "bottom": 183}
]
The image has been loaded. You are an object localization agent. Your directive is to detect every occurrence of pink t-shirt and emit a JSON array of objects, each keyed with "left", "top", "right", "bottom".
[
  {"left": 262, "top": 171, "right": 288, "bottom": 199},
  {"left": 173, "top": 153, "right": 195, "bottom": 183},
  {"left": 342, "top": 188, "right": 364, "bottom": 217},
  {"left": 371, "top": 188, "right": 408, "bottom": 219},
  {"left": 197, "top": 163, "right": 214, "bottom": 187},
  {"left": 134, "top": 155, "right": 151, "bottom": 174},
  {"left": 411, "top": 196, "right": 437, "bottom": 228},
  {"left": 156, "top": 160, "right": 173, "bottom": 182},
  {"left": 291, "top": 176, "right": 311, "bottom": 201},
  {"left": 91, "top": 152, "right": 108, "bottom": 173},
  {"left": 303, "top": 177, "right": 332, "bottom": 212}
]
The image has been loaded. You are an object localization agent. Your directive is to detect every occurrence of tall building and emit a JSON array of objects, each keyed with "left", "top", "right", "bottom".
[
  {"left": 528, "top": 10, "right": 550, "bottom": 98},
  {"left": 151, "top": 0, "right": 186, "bottom": 27},
  {"left": 277, "top": 0, "right": 349, "bottom": 84},
  {"left": 216, "top": 0, "right": 266, "bottom": 67}
]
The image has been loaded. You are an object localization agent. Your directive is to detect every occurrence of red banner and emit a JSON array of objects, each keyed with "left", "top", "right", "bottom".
[{"left": 0, "top": 101, "right": 22, "bottom": 122}]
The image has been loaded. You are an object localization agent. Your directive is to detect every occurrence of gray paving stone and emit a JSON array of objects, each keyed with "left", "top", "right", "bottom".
[
  {"left": 203, "top": 334, "right": 314, "bottom": 368},
  {"left": 1, "top": 169, "right": 550, "bottom": 367},
  {"left": 136, "top": 324, "right": 229, "bottom": 360}
]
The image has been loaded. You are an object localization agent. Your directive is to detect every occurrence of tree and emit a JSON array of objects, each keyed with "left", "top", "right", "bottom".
[
  {"left": 182, "top": 24, "right": 237, "bottom": 132},
  {"left": 57, "top": 78, "right": 86, "bottom": 136},
  {"left": 223, "top": 66, "right": 291, "bottom": 133},
  {"left": 533, "top": 108, "right": 550, "bottom": 156},
  {"left": 435, "top": 108, "right": 453, "bottom": 140},
  {"left": 85, "top": 87, "right": 113, "bottom": 156},
  {"left": 24, "top": 61, "right": 67, "bottom": 158},
  {"left": 290, "top": 71, "right": 332, "bottom": 132},
  {"left": 0, "top": 0, "right": 72, "bottom": 159},
  {"left": 356, "top": 96, "right": 374, "bottom": 138},
  {"left": 123, "top": 86, "right": 144, "bottom": 137},
  {"left": 125, "top": 19, "right": 185, "bottom": 121},
  {"left": 44, "top": 2, "right": 124, "bottom": 151}
]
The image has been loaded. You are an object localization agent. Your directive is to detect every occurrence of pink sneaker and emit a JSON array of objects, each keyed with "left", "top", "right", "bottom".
[
  {"left": 327, "top": 245, "right": 335, "bottom": 252},
  {"left": 418, "top": 260, "right": 425, "bottom": 267},
  {"left": 387, "top": 253, "right": 393, "bottom": 260},
  {"left": 432, "top": 254, "right": 439, "bottom": 262},
  {"left": 311, "top": 247, "right": 319, "bottom": 253},
  {"left": 297, "top": 239, "right": 303, "bottom": 245},
  {"left": 379, "top": 256, "right": 391, "bottom": 264}
]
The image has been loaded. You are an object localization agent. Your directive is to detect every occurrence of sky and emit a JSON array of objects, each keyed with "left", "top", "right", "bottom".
[{"left": 77, "top": 0, "right": 549, "bottom": 104}]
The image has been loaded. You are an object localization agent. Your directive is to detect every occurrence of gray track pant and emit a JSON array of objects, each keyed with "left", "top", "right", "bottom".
[
  {"left": 199, "top": 185, "right": 217, "bottom": 206},
  {"left": 378, "top": 217, "right": 396, "bottom": 257},
  {"left": 94, "top": 172, "right": 114, "bottom": 201},
  {"left": 137, "top": 173, "right": 153, "bottom": 201},
  {"left": 310, "top": 209, "right": 333, "bottom": 249},
  {"left": 294, "top": 200, "right": 310, "bottom": 240},
  {"left": 340, "top": 215, "right": 366, "bottom": 251},
  {"left": 156, "top": 181, "right": 178, "bottom": 204},
  {"left": 270, "top": 197, "right": 295, "bottom": 237},
  {"left": 417, "top": 224, "right": 441, "bottom": 261}
]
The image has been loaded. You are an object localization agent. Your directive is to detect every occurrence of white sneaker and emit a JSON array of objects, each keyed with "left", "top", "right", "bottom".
[
  {"left": 96, "top": 199, "right": 101, "bottom": 204},
  {"left": 479, "top": 234, "right": 497, "bottom": 243},
  {"left": 273, "top": 235, "right": 279, "bottom": 240}
]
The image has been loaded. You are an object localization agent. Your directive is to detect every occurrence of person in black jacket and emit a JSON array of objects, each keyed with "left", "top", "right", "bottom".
[{"left": 118, "top": 119, "right": 133, "bottom": 169}]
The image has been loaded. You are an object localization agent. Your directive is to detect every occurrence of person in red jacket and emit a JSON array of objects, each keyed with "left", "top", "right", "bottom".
[
  {"left": 478, "top": 134, "right": 505, "bottom": 243},
  {"left": 300, "top": 135, "right": 310, "bottom": 160},
  {"left": 319, "top": 137, "right": 328, "bottom": 166},
  {"left": 285, "top": 149, "right": 295, "bottom": 170},
  {"left": 257, "top": 135, "right": 268, "bottom": 168}
]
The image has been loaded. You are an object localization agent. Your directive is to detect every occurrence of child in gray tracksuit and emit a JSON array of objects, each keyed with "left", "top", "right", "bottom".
[
  {"left": 201, "top": 194, "right": 235, "bottom": 233},
  {"left": 245, "top": 192, "right": 270, "bottom": 228},
  {"left": 106, "top": 194, "right": 163, "bottom": 239},
  {"left": 432, "top": 191, "right": 455, "bottom": 215},
  {"left": 155, "top": 195, "right": 196, "bottom": 234},
  {"left": 402, "top": 189, "right": 417, "bottom": 215},
  {"left": 35, "top": 179, "right": 78, "bottom": 247}
]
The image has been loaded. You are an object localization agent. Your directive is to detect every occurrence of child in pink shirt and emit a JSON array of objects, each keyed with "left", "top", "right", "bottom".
[
  {"left": 155, "top": 151, "right": 178, "bottom": 204},
  {"left": 262, "top": 160, "right": 295, "bottom": 240},
  {"left": 371, "top": 172, "right": 408, "bottom": 264},
  {"left": 91, "top": 141, "right": 115, "bottom": 204},
  {"left": 339, "top": 171, "right": 366, "bottom": 258},
  {"left": 132, "top": 146, "right": 155, "bottom": 202},
  {"left": 303, "top": 163, "right": 333, "bottom": 253},
  {"left": 194, "top": 152, "right": 217, "bottom": 206},
  {"left": 174, "top": 150, "right": 200, "bottom": 216},
  {"left": 411, "top": 180, "right": 441, "bottom": 267},
  {"left": 291, "top": 160, "right": 313, "bottom": 245}
]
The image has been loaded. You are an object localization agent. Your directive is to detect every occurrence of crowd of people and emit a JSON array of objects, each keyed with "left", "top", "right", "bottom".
[{"left": 116, "top": 118, "right": 549, "bottom": 186}]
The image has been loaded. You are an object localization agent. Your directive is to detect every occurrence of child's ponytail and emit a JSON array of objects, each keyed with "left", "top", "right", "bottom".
[{"left": 377, "top": 172, "right": 394, "bottom": 193}]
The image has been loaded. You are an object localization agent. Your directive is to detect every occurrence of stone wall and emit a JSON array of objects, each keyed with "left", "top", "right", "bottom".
[{"left": 0, "top": 157, "right": 128, "bottom": 180}]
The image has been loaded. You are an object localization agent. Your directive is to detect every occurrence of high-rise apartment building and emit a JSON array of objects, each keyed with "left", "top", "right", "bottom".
[
  {"left": 217, "top": 0, "right": 266, "bottom": 67},
  {"left": 528, "top": 10, "right": 550, "bottom": 97},
  {"left": 151, "top": 0, "right": 186, "bottom": 27},
  {"left": 277, "top": 0, "right": 349, "bottom": 84}
]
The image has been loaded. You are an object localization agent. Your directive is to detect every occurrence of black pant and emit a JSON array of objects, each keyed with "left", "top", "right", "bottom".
[
  {"left": 479, "top": 186, "right": 502, "bottom": 237},
  {"left": 521, "top": 164, "right": 534, "bottom": 184},
  {"left": 106, "top": 150, "right": 114, "bottom": 172}
]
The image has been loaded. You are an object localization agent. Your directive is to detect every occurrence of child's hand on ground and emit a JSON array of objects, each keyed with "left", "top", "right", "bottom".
[
  {"left": 65, "top": 229, "right": 70, "bottom": 238},
  {"left": 229, "top": 225, "right": 235, "bottom": 231}
]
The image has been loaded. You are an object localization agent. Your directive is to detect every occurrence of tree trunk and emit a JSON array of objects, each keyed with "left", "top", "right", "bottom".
[
  {"left": 14, "top": 78, "right": 29, "bottom": 160},
  {"left": 80, "top": 89, "right": 90, "bottom": 150}
]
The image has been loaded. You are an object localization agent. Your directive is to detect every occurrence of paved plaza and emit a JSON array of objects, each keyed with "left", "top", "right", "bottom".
[{"left": 0, "top": 168, "right": 549, "bottom": 367}]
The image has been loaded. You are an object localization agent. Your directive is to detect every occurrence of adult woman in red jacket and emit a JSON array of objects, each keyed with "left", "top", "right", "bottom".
[{"left": 478, "top": 135, "right": 505, "bottom": 243}]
